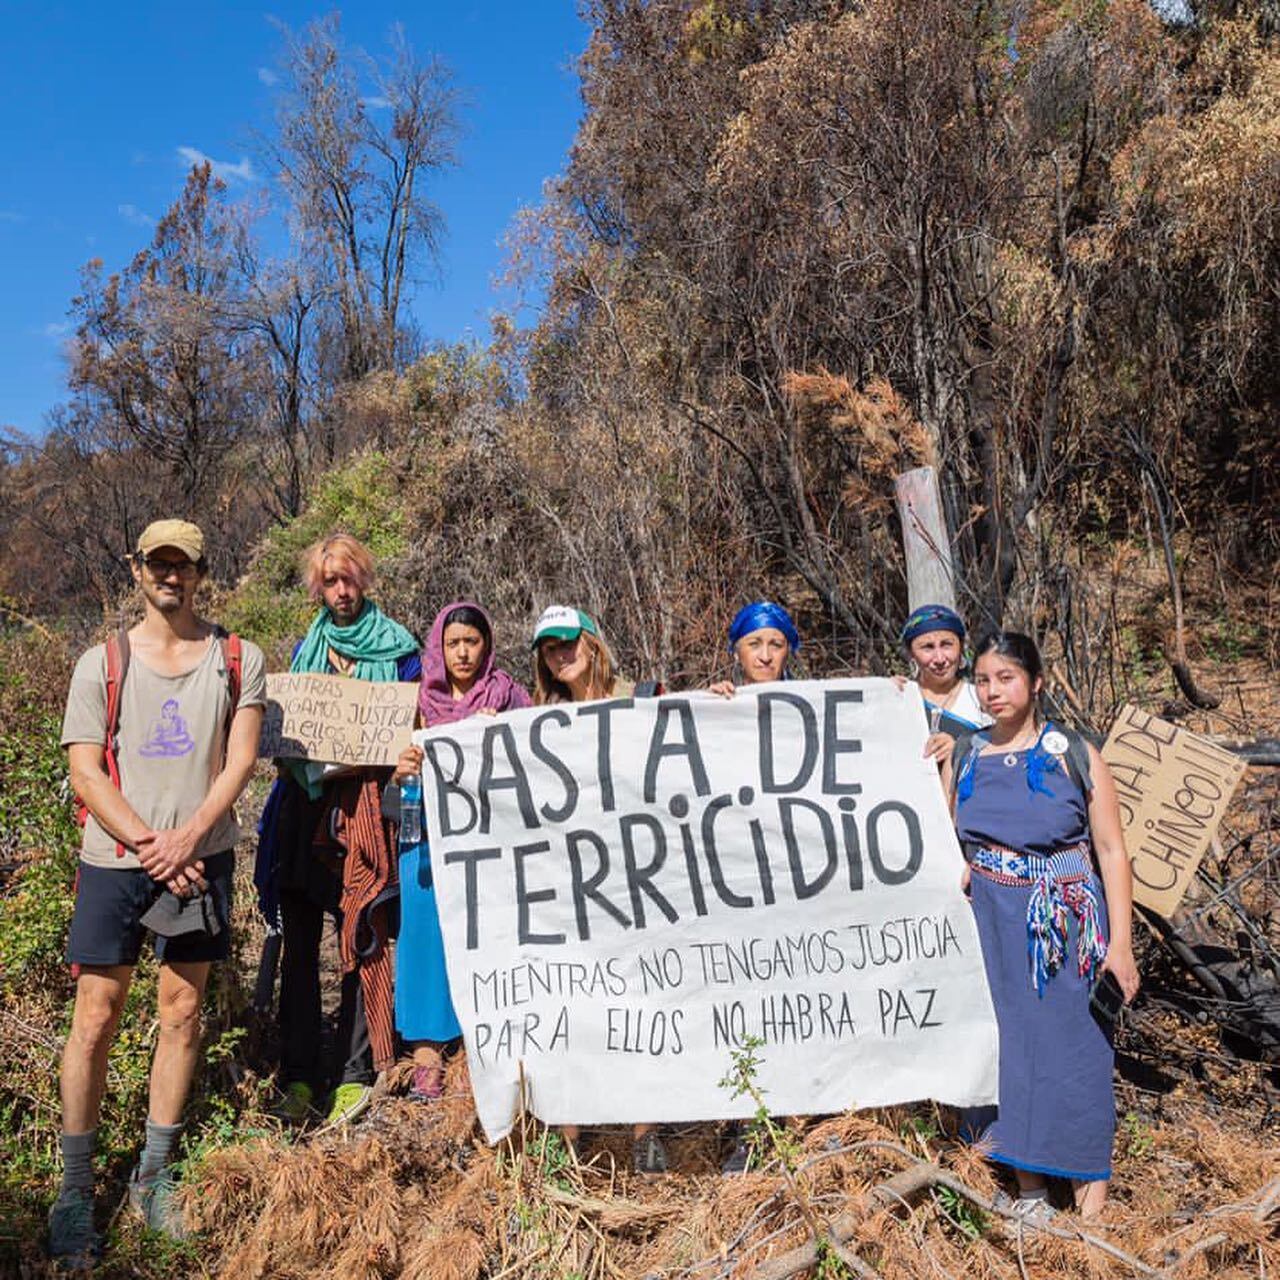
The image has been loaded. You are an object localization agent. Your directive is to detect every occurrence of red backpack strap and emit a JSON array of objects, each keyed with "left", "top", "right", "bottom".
[
  {"left": 216, "top": 630, "right": 243, "bottom": 751},
  {"left": 103, "top": 627, "right": 130, "bottom": 857}
]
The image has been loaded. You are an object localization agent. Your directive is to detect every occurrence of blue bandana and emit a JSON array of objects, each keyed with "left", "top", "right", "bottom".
[
  {"left": 728, "top": 601, "right": 801, "bottom": 654},
  {"left": 901, "top": 604, "right": 965, "bottom": 647}
]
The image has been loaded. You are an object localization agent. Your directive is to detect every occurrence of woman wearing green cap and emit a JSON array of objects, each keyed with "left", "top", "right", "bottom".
[
  {"left": 530, "top": 604, "right": 667, "bottom": 1173},
  {"left": 530, "top": 605, "right": 628, "bottom": 702}
]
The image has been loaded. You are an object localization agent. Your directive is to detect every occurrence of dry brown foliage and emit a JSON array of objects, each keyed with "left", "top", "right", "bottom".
[
  {"left": 782, "top": 372, "right": 937, "bottom": 513},
  {"left": 181, "top": 1052, "right": 1279, "bottom": 1280}
]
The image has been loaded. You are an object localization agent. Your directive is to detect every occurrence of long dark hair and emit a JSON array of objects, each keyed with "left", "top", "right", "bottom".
[
  {"left": 442, "top": 604, "right": 492, "bottom": 653},
  {"left": 972, "top": 631, "right": 1044, "bottom": 716}
]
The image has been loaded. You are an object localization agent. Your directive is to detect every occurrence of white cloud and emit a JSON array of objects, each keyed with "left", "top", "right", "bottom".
[
  {"left": 257, "top": 66, "right": 278, "bottom": 86},
  {"left": 361, "top": 95, "right": 391, "bottom": 110},
  {"left": 176, "top": 145, "right": 256, "bottom": 184},
  {"left": 118, "top": 202, "right": 156, "bottom": 228},
  {"left": 42, "top": 321, "right": 70, "bottom": 339},
  {"left": 0, "top": 209, "right": 25, "bottom": 224}
]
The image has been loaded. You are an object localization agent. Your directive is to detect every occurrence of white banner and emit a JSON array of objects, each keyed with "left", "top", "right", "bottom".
[{"left": 417, "top": 679, "right": 998, "bottom": 1143}]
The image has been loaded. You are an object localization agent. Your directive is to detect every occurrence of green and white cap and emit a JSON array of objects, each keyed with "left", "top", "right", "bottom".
[{"left": 531, "top": 604, "right": 599, "bottom": 648}]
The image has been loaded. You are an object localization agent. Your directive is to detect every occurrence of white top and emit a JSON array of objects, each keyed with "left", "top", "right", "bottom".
[{"left": 923, "top": 680, "right": 992, "bottom": 731}]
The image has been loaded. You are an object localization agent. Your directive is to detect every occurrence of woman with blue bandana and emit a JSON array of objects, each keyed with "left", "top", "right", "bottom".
[
  {"left": 709, "top": 602, "right": 801, "bottom": 1174},
  {"left": 898, "top": 604, "right": 991, "bottom": 752},
  {"left": 709, "top": 601, "right": 801, "bottom": 696},
  {"left": 943, "top": 631, "right": 1138, "bottom": 1221}
]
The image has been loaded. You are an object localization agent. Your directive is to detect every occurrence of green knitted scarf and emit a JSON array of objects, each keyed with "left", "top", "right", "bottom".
[{"left": 287, "top": 600, "right": 417, "bottom": 796}]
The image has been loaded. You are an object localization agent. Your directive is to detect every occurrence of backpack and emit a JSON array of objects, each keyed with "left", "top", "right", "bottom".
[
  {"left": 949, "top": 721, "right": 1093, "bottom": 807},
  {"left": 73, "top": 625, "right": 244, "bottom": 858}
]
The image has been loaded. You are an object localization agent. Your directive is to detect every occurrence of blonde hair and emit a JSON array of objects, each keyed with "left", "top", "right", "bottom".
[
  {"left": 303, "top": 533, "right": 376, "bottom": 601},
  {"left": 533, "top": 629, "right": 618, "bottom": 704}
]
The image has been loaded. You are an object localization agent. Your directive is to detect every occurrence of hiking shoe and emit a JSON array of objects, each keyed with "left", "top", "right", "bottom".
[
  {"left": 128, "top": 1165, "right": 189, "bottom": 1240},
  {"left": 324, "top": 1082, "right": 373, "bottom": 1126},
  {"left": 632, "top": 1132, "right": 668, "bottom": 1175},
  {"left": 47, "top": 1187, "right": 100, "bottom": 1264},
  {"left": 1010, "top": 1195, "right": 1056, "bottom": 1227},
  {"left": 273, "top": 1080, "right": 316, "bottom": 1124}
]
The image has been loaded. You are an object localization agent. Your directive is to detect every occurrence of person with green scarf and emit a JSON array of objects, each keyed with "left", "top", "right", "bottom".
[{"left": 263, "top": 534, "right": 421, "bottom": 1125}]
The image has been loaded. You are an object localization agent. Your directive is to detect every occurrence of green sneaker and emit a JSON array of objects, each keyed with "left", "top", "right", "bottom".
[
  {"left": 127, "top": 1165, "right": 189, "bottom": 1240},
  {"left": 324, "top": 1081, "right": 373, "bottom": 1126},
  {"left": 47, "top": 1187, "right": 100, "bottom": 1264},
  {"left": 273, "top": 1080, "right": 315, "bottom": 1124}
]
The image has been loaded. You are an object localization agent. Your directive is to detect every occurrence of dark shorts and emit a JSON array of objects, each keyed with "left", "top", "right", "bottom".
[{"left": 67, "top": 851, "right": 235, "bottom": 967}]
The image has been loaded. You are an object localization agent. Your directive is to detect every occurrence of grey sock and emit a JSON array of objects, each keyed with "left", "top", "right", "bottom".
[
  {"left": 137, "top": 1118, "right": 183, "bottom": 1184},
  {"left": 60, "top": 1130, "right": 96, "bottom": 1195}
]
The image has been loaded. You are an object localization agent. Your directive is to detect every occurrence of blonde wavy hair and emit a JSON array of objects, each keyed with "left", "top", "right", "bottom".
[
  {"left": 302, "top": 533, "right": 375, "bottom": 601},
  {"left": 533, "top": 630, "right": 619, "bottom": 704}
]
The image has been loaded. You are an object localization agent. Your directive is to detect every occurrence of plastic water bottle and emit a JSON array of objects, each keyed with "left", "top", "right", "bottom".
[
  {"left": 399, "top": 774, "right": 431, "bottom": 888},
  {"left": 398, "top": 773, "right": 424, "bottom": 851}
]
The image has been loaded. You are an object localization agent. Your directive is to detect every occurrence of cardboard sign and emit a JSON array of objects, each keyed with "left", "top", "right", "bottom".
[
  {"left": 259, "top": 673, "right": 417, "bottom": 766},
  {"left": 1102, "top": 705, "right": 1247, "bottom": 918},
  {"left": 416, "top": 679, "right": 999, "bottom": 1143}
]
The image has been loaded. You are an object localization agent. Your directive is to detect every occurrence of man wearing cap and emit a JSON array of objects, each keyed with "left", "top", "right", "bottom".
[{"left": 50, "top": 520, "right": 267, "bottom": 1260}]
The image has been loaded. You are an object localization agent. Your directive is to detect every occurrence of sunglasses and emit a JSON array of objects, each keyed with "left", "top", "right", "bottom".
[{"left": 139, "top": 555, "right": 199, "bottom": 579}]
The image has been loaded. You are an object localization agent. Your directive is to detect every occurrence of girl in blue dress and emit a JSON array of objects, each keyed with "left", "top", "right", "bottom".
[
  {"left": 943, "top": 632, "right": 1139, "bottom": 1219},
  {"left": 391, "top": 602, "right": 531, "bottom": 1099}
]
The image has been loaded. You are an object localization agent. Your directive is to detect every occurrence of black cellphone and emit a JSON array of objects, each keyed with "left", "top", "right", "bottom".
[{"left": 1089, "top": 970, "right": 1125, "bottom": 1033}]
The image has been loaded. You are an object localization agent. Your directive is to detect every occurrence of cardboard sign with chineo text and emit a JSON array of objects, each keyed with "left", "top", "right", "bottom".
[
  {"left": 1102, "top": 705, "right": 1246, "bottom": 918},
  {"left": 259, "top": 673, "right": 417, "bottom": 766}
]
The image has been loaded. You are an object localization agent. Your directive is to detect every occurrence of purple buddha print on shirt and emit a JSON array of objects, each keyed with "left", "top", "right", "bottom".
[{"left": 139, "top": 698, "right": 196, "bottom": 758}]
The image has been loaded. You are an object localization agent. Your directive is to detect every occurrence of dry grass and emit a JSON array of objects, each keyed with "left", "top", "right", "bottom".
[{"left": 179, "top": 1053, "right": 1278, "bottom": 1280}]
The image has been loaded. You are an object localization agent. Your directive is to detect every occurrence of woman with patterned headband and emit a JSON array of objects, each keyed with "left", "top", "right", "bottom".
[
  {"left": 899, "top": 604, "right": 990, "bottom": 732},
  {"left": 943, "top": 631, "right": 1138, "bottom": 1221}
]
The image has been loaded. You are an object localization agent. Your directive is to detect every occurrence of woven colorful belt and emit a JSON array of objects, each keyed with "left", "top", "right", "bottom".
[{"left": 970, "top": 841, "right": 1108, "bottom": 997}]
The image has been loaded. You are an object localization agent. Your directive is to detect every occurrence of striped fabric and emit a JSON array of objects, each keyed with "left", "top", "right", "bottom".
[
  {"left": 969, "top": 840, "right": 1107, "bottom": 996},
  {"left": 331, "top": 775, "right": 398, "bottom": 1072}
]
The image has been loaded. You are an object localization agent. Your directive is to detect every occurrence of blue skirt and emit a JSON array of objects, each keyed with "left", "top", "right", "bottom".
[
  {"left": 395, "top": 847, "right": 462, "bottom": 1043},
  {"left": 965, "top": 871, "right": 1115, "bottom": 1181}
]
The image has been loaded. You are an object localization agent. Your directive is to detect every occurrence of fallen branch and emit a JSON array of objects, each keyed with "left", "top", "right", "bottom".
[
  {"left": 1161, "top": 1173, "right": 1280, "bottom": 1273},
  {"left": 545, "top": 1185, "right": 681, "bottom": 1227},
  {"left": 744, "top": 1159, "right": 1164, "bottom": 1280},
  {"left": 1204, "top": 736, "right": 1280, "bottom": 767}
]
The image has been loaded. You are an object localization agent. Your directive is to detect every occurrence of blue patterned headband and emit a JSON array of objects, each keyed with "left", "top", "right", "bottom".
[
  {"left": 728, "top": 601, "right": 801, "bottom": 654},
  {"left": 900, "top": 604, "right": 965, "bottom": 647}
]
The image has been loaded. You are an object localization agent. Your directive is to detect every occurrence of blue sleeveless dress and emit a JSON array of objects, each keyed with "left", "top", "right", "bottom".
[
  {"left": 956, "top": 742, "right": 1115, "bottom": 1182},
  {"left": 395, "top": 838, "right": 461, "bottom": 1043}
]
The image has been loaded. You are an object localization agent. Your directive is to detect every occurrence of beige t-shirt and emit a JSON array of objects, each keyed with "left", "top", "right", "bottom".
[{"left": 61, "top": 634, "right": 267, "bottom": 869}]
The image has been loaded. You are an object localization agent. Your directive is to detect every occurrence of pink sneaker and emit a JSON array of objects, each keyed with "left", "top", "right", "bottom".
[{"left": 409, "top": 1063, "right": 444, "bottom": 1101}]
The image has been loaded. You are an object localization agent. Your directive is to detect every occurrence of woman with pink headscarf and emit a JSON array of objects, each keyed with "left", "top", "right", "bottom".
[{"left": 391, "top": 602, "right": 531, "bottom": 1098}]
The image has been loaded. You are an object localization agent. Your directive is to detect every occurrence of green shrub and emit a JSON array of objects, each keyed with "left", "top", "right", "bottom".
[{"left": 0, "top": 635, "right": 79, "bottom": 989}]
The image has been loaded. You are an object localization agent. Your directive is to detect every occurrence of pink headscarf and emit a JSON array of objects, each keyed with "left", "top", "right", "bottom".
[{"left": 417, "top": 601, "right": 532, "bottom": 726}]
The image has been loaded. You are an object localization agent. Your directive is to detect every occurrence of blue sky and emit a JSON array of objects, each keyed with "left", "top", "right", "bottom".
[{"left": 0, "top": 3, "right": 589, "bottom": 435}]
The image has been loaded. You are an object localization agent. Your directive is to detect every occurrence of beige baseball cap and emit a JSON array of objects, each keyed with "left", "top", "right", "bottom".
[{"left": 136, "top": 519, "right": 205, "bottom": 561}]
